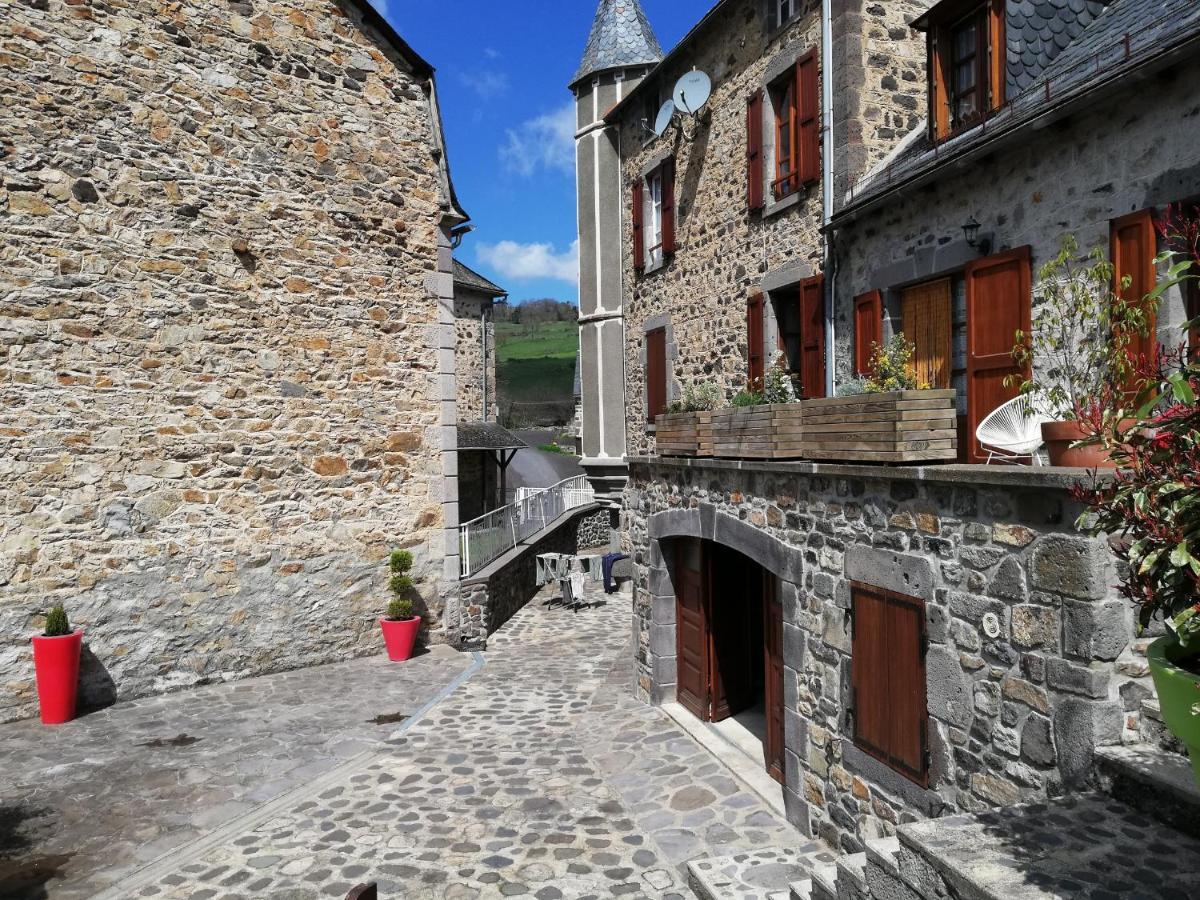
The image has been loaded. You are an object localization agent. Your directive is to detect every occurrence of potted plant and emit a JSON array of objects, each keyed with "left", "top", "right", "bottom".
[
  {"left": 379, "top": 550, "right": 421, "bottom": 662},
  {"left": 1010, "top": 235, "right": 1156, "bottom": 466},
  {"left": 1074, "top": 213, "right": 1199, "bottom": 783},
  {"left": 712, "top": 357, "right": 806, "bottom": 459},
  {"left": 801, "top": 335, "right": 957, "bottom": 463},
  {"left": 656, "top": 382, "right": 720, "bottom": 457},
  {"left": 31, "top": 604, "right": 84, "bottom": 725}
]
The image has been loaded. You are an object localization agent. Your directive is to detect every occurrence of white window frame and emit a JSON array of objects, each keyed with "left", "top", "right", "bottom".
[
  {"left": 645, "top": 169, "right": 664, "bottom": 269},
  {"left": 769, "top": 0, "right": 801, "bottom": 31}
]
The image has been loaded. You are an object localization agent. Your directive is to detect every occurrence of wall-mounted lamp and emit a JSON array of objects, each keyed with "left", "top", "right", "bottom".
[{"left": 962, "top": 216, "right": 991, "bottom": 256}]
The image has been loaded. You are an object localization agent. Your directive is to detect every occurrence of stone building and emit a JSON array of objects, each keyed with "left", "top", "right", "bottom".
[
  {"left": 573, "top": 0, "right": 1200, "bottom": 854},
  {"left": 0, "top": 0, "right": 488, "bottom": 721}
]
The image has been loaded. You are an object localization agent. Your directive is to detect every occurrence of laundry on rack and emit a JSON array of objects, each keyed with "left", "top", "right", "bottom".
[{"left": 602, "top": 552, "right": 629, "bottom": 594}]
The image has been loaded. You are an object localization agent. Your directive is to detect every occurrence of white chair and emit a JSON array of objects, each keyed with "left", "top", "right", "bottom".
[{"left": 976, "top": 394, "right": 1050, "bottom": 466}]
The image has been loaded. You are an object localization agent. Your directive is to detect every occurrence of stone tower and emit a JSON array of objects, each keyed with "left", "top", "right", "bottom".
[{"left": 571, "top": 0, "right": 662, "bottom": 502}]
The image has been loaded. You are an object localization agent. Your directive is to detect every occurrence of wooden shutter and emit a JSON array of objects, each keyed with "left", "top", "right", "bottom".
[
  {"left": 902, "top": 279, "right": 953, "bottom": 389},
  {"left": 854, "top": 290, "right": 883, "bottom": 376},
  {"left": 646, "top": 327, "right": 667, "bottom": 423},
  {"left": 799, "top": 275, "right": 826, "bottom": 399},
  {"left": 675, "top": 539, "right": 710, "bottom": 721},
  {"left": 763, "top": 577, "right": 785, "bottom": 785},
  {"left": 1187, "top": 276, "right": 1199, "bottom": 361},
  {"left": 965, "top": 246, "right": 1032, "bottom": 463},
  {"left": 929, "top": 31, "right": 950, "bottom": 141},
  {"left": 1111, "top": 209, "right": 1158, "bottom": 374},
  {"left": 797, "top": 50, "right": 820, "bottom": 186},
  {"left": 988, "top": 0, "right": 1006, "bottom": 109},
  {"left": 632, "top": 180, "right": 645, "bottom": 272},
  {"left": 661, "top": 159, "right": 676, "bottom": 257},
  {"left": 852, "top": 583, "right": 928, "bottom": 786},
  {"left": 747, "top": 292, "right": 765, "bottom": 388},
  {"left": 747, "top": 90, "right": 765, "bottom": 212}
]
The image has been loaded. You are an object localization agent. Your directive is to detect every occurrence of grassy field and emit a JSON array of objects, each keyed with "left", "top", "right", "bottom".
[{"left": 496, "top": 321, "right": 577, "bottom": 425}]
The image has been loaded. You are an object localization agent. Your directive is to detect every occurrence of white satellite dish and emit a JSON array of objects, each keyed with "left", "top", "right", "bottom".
[
  {"left": 673, "top": 70, "right": 712, "bottom": 116},
  {"left": 653, "top": 99, "right": 676, "bottom": 137}
]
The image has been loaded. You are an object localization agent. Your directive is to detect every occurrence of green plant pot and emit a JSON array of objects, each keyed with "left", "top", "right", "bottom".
[{"left": 1147, "top": 636, "right": 1200, "bottom": 786}]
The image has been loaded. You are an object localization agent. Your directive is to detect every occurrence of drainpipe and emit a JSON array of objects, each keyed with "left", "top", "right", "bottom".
[{"left": 822, "top": 0, "right": 836, "bottom": 398}]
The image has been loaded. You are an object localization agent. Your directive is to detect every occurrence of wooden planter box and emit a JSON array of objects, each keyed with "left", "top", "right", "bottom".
[
  {"left": 655, "top": 411, "right": 714, "bottom": 457},
  {"left": 799, "top": 390, "right": 958, "bottom": 463},
  {"left": 711, "top": 404, "right": 806, "bottom": 460}
]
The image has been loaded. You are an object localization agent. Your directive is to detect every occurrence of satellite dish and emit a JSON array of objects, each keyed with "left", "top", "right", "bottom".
[
  {"left": 673, "top": 70, "right": 712, "bottom": 116},
  {"left": 653, "top": 99, "right": 676, "bottom": 137}
]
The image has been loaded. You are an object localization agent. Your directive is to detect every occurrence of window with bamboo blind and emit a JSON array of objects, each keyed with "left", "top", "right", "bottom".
[
  {"left": 851, "top": 582, "right": 928, "bottom": 786},
  {"left": 901, "top": 279, "right": 953, "bottom": 389}
]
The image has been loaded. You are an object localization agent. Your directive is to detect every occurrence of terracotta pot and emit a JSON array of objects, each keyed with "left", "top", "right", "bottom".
[
  {"left": 31, "top": 630, "right": 84, "bottom": 725},
  {"left": 379, "top": 616, "right": 421, "bottom": 662},
  {"left": 1147, "top": 636, "right": 1200, "bottom": 788},
  {"left": 1041, "top": 420, "right": 1125, "bottom": 468}
]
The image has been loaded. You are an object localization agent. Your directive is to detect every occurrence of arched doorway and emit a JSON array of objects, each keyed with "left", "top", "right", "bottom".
[{"left": 674, "top": 537, "right": 785, "bottom": 784}]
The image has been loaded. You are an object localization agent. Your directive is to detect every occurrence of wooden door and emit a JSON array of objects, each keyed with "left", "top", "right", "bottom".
[
  {"left": 1111, "top": 210, "right": 1158, "bottom": 376},
  {"left": 675, "top": 539, "right": 710, "bottom": 721},
  {"left": 709, "top": 545, "right": 756, "bottom": 722},
  {"left": 762, "top": 575, "right": 785, "bottom": 785},
  {"left": 901, "top": 279, "right": 953, "bottom": 389},
  {"left": 799, "top": 275, "right": 826, "bottom": 399},
  {"left": 965, "top": 247, "right": 1032, "bottom": 463}
]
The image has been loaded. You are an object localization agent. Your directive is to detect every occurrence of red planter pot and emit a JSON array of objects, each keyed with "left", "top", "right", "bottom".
[
  {"left": 379, "top": 617, "right": 421, "bottom": 662},
  {"left": 1041, "top": 420, "right": 1128, "bottom": 468},
  {"left": 31, "top": 630, "right": 84, "bottom": 725}
]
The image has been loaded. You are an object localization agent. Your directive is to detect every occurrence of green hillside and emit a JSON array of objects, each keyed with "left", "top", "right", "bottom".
[{"left": 496, "top": 321, "right": 577, "bottom": 426}]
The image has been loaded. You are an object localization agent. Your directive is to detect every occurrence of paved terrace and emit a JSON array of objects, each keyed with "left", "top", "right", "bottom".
[{"left": 0, "top": 584, "right": 824, "bottom": 899}]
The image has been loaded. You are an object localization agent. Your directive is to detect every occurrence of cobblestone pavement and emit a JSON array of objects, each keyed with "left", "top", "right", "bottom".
[
  {"left": 0, "top": 646, "right": 472, "bottom": 900},
  {"left": 85, "top": 585, "right": 817, "bottom": 899}
]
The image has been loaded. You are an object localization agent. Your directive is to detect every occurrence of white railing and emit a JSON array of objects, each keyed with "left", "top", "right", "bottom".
[{"left": 460, "top": 475, "right": 595, "bottom": 578}]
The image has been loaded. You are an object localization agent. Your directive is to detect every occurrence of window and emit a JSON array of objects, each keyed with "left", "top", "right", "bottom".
[
  {"left": 902, "top": 278, "right": 953, "bottom": 389},
  {"left": 747, "top": 293, "right": 765, "bottom": 388},
  {"left": 851, "top": 583, "right": 928, "bottom": 786},
  {"left": 633, "top": 159, "right": 675, "bottom": 273},
  {"left": 922, "top": 0, "right": 1005, "bottom": 142},
  {"left": 773, "top": 276, "right": 826, "bottom": 398},
  {"left": 765, "top": 52, "right": 819, "bottom": 202},
  {"left": 767, "top": 0, "right": 802, "bottom": 31},
  {"left": 853, "top": 291, "right": 883, "bottom": 376},
  {"left": 646, "top": 327, "right": 667, "bottom": 423}
]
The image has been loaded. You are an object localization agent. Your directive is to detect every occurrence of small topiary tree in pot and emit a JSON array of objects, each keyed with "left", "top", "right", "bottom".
[
  {"left": 31, "top": 603, "right": 85, "bottom": 725},
  {"left": 379, "top": 550, "right": 421, "bottom": 662},
  {"left": 1073, "top": 203, "right": 1200, "bottom": 784}
]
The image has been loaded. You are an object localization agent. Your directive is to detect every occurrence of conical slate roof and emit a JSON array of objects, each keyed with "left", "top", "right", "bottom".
[{"left": 572, "top": 0, "right": 663, "bottom": 86}]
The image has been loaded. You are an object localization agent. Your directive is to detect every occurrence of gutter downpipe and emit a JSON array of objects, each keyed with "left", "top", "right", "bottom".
[{"left": 821, "top": 0, "right": 836, "bottom": 398}]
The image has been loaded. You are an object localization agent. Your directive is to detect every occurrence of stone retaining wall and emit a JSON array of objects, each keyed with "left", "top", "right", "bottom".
[
  {"left": 0, "top": 0, "right": 456, "bottom": 721},
  {"left": 454, "top": 506, "right": 614, "bottom": 651},
  {"left": 626, "top": 458, "right": 1136, "bottom": 852}
]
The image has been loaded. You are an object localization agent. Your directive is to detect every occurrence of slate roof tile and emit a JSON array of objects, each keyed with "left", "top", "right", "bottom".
[{"left": 573, "top": 0, "right": 663, "bottom": 85}]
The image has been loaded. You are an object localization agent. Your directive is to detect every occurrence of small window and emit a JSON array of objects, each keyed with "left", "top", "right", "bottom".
[
  {"left": 772, "top": 77, "right": 797, "bottom": 201},
  {"left": 646, "top": 169, "right": 664, "bottom": 269},
  {"left": 851, "top": 583, "right": 928, "bottom": 786},
  {"left": 646, "top": 327, "right": 667, "bottom": 423},
  {"left": 633, "top": 159, "right": 675, "bottom": 273},
  {"left": 768, "top": 0, "right": 802, "bottom": 31},
  {"left": 924, "top": 0, "right": 1004, "bottom": 142},
  {"left": 767, "top": 52, "right": 819, "bottom": 202}
]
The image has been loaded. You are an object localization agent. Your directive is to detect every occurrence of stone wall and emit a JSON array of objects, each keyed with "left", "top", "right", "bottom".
[
  {"left": 0, "top": 0, "right": 456, "bottom": 721},
  {"left": 625, "top": 457, "right": 1137, "bottom": 852},
  {"left": 453, "top": 287, "right": 496, "bottom": 424},
  {"left": 832, "top": 54, "right": 1200, "bottom": 388},
  {"left": 453, "top": 505, "right": 614, "bottom": 650}
]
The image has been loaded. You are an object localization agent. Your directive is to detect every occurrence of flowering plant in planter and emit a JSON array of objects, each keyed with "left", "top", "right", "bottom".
[
  {"left": 1073, "top": 205, "right": 1200, "bottom": 781},
  {"left": 862, "top": 334, "right": 929, "bottom": 393},
  {"left": 731, "top": 355, "right": 800, "bottom": 407},
  {"left": 665, "top": 381, "right": 721, "bottom": 415}
]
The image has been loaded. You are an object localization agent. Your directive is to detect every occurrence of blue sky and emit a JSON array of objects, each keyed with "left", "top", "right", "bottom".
[{"left": 372, "top": 0, "right": 709, "bottom": 305}]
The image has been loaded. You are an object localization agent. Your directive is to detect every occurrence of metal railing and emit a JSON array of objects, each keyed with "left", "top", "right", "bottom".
[{"left": 460, "top": 475, "right": 595, "bottom": 578}]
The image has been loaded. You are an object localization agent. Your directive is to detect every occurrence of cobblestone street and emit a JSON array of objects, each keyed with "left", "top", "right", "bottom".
[{"left": 2, "top": 586, "right": 821, "bottom": 899}]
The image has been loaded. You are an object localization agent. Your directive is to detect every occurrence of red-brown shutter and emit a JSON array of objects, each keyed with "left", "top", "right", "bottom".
[
  {"left": 747, "top": 292, "right": 765, "bottom": 388},
  {"left": 661, "top": 158, "right": 676, "bottom": 256},
  {"left": 747, "top": 90, "right": 764, "bottom": 212},
  {"left": 632, "top": 180, "right": 645, "bottom": 272},
  {"left": 852, "top": 583, "right": 928, "bottom": 786},
  {"left": 797, "top": 49, "right": 820, "bottom": 186},
  {"left": 1111, "top": 209, "right": 1158, "bottom": 375},
  {"left": 965, "top": 246, "right": 1032, "bottom": 463},
  {"left": 854, "top": 290, "right": 883, "bottom": 376},
  {"left": 646, "top": 327, "right": 666, "bottom": 423},
  {"left": 1187, "top": 276, "right": 1199, "bottom": 361},
  {"left": 799, "top": 275, "right": 826, "bottom": 398}
]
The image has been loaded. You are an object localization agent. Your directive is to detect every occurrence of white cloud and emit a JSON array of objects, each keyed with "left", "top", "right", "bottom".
[
  {"left": 476, "top": 239, "right": 579, "bottom": 284},
  {"left": 500, "top": 102, "right": 576, "bottom": 177},
  {"left": 457, "top": 68, "right": 510, "bottom": 99}
]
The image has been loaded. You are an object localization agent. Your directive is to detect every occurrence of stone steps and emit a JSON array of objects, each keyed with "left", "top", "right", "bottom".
[
  {"left": 686, "top": 844, "right": 838, "bottom": 900},
  {"left": 1096, "top": 743, "right": 1200, "bottom": 841}
]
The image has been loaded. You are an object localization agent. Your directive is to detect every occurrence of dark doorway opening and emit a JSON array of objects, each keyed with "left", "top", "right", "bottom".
[{"left": 674, "top": 539, "right": 785, "bottom": 783}]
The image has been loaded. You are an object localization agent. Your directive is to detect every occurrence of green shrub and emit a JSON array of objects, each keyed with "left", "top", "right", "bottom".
[
  {"left": 386, "top": 598, "right": 415, "bottom": 621},
  {"left": 731, "top": 390, "right": 763, "bottom": 407},
  {"left": 863, "top": 334, "right": 925, "bottom": 393},
  {"left": 836, "top": 379, "right": 868, "bottom": 397},
  {"left": 44, "top": 605, "right": 70, "bottom": 637}
]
